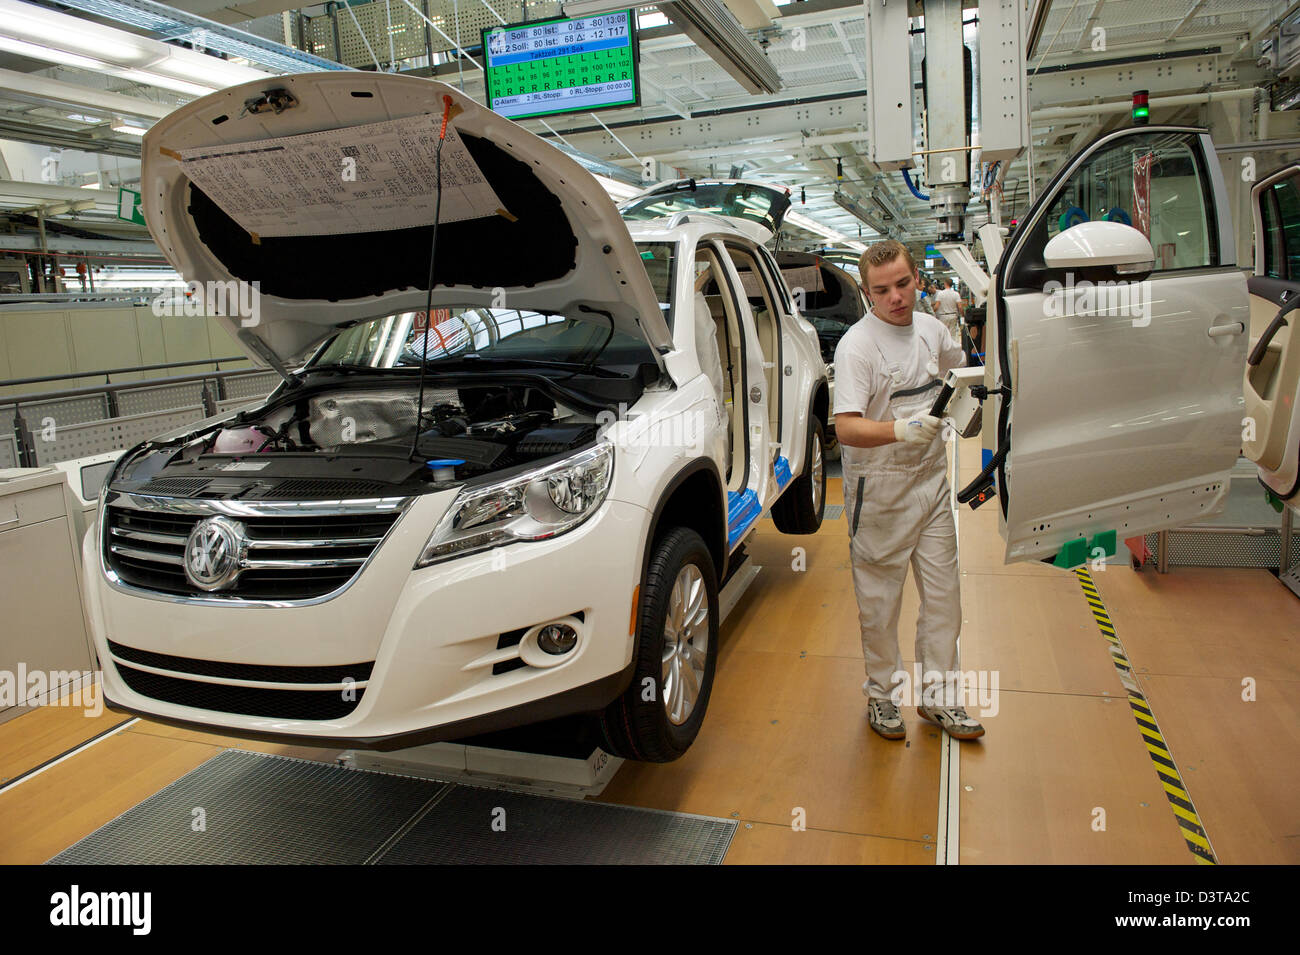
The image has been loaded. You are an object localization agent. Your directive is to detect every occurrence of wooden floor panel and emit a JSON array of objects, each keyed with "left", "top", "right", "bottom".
[
  {"left": 1128, "top": 673, "right": 1300, "bottom": 864},
  {"left": 723, "top": 820, "right": 932, "bottom": 864},
  {"left": 0, "top": 731, "right": 226, "bottom": 865},
  {"left": 1089, "top": 566, "right": 1300, "bottom": 681},
  {"left": 958, "top": 687, "right": 1197, "bottom": 864},
  {"left": 0, "top": 694, "right": 128, "bottom": 785},
  {"left": 597, "top": 703, "right": 941, "bottom": 842},
  {"left": 957, "top": 572, "right": 1129, "bottom": 696}
]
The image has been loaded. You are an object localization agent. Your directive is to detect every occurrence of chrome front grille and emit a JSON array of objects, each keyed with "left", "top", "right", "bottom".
[{"left": 103, "top": 493, "right": 409, "bottom": 602}]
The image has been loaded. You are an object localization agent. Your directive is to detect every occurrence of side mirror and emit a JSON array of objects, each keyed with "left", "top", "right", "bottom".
[{"left": 1043, "top": 220, "right": 1155, "bottom": 275}]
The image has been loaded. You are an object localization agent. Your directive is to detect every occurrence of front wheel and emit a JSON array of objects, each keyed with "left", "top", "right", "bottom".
[
  {"left": 771, "top": 418, "right": 826, "bottom": 534},
  {"left": 595, "top": 527, "right": 718, "bottom": 762}
]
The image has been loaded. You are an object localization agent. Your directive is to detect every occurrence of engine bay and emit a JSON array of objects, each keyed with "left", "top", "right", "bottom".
[{"left": 109, "top": 380, "right": 603, "bottom": 500}]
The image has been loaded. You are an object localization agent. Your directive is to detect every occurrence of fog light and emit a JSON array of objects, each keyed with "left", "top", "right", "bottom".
[{"left": 537, "top": 623, "right": 578, "bottom": 655}]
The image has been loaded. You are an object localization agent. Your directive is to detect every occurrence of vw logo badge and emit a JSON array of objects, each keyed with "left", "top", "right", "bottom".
[{"left": 184, "top": 516, "right": 245, "bottom": 591}]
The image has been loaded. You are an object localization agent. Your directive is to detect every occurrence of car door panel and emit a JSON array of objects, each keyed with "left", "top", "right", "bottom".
[
  {"left": 999, "top": 270, "right": 1247, "bottom": 562},
  {"left": 988, "top": 126, "right": 1247, "bottom": 564},
  {"left": 707, "top": 238, "right": 771, "bottom": 545},
  {"left": 1246, "top": 164, "right": 1300, "bottom": 500}
]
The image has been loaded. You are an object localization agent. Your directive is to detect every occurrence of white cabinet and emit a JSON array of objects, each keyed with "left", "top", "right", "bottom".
[{"left": 0, "top": 468, "right": 95, "bottom": 722}]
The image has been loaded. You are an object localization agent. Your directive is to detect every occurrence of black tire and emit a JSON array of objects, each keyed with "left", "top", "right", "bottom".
[
  {"left": 772, "top": 417, "right": 826, "bottom": 534},
  {"left": 596, "top": 527, "right": 719, "bottom": 762}
]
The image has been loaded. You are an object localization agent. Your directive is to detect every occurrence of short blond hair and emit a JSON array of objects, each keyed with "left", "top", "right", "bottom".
[{"left": 859, "top": 239, "right": 916, "bottom": 281}]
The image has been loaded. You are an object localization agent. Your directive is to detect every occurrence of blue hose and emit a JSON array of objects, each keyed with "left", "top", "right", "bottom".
[{"left": 902, "top": 168, "right": 929, "bottom": 202}]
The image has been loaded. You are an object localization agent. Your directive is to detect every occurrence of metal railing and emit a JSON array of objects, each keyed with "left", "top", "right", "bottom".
[
  {"left": 2, "top": 358, "right": 278, "bottom": 468},
  {"left": 1, "top": 356, "right": 251, "bottom": 390}
]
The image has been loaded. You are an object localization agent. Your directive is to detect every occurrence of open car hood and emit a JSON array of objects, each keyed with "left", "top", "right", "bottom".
[
  {"left": 620, "top": 179, "right": 791, "bottom": 242},
  {"left": 140, "top": 73, "right": 672, "bottom": 368}
]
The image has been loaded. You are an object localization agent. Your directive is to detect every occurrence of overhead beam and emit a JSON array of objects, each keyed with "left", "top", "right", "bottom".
[
  {"left": 640, "top": 76, "right": 693, "bottom": 120},
  {"left": 0, "top": 180, "right": 121, "bottom": 215},
  {"left": 14, "top": 198, "right": 98, "bottom": 217},
  {"left": 0, "top": 68, "right": 175, "bottom": 122}
]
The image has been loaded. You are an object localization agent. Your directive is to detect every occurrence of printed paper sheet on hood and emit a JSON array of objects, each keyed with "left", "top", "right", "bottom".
[{"left": 178, "top": 113, "right": 506, "bottom": 238}]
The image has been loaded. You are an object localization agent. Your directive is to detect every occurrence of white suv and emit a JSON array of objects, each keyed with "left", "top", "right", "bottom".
[{"left": 84, "top": 74, "right": 828, "bottom": 761}]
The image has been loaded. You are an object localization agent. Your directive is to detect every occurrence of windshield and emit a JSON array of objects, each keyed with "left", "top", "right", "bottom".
[
  {"left": 310, "top": 307, "right": 655, "bottom": 371},
  {"left": 621, "top": 181, "right": 791, "bottom": 235}
]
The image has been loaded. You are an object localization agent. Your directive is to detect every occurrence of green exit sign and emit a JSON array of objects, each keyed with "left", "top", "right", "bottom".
[{"left": 117, "top": 187, "right": 145, "bottom": 225}]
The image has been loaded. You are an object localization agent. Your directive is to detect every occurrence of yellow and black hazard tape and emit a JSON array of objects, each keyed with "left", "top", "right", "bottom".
[{"left": 1073, "top": 567, "right": 1217, "bottom": 865}]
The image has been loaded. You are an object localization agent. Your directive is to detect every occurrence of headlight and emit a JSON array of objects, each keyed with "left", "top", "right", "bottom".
[{"left": 414, "top": 443, "right": 613, "bottom": 567}]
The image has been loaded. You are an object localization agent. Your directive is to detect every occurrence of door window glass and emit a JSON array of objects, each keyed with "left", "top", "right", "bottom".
[
  {"left": 1261, "top": 176, "right": 1300, "bottom": 280},
  {"left": 1012, "top": 131, "right": 1219, "bottom": 285}
]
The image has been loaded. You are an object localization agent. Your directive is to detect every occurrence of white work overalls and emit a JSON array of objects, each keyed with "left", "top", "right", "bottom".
[{"left": 842, "top": 335, "right": 961, "bottom": 705}]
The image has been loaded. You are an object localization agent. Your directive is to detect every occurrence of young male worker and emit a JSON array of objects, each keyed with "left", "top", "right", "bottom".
[{"left": 832, "top": 240, "right": 985, "bottom": 741}]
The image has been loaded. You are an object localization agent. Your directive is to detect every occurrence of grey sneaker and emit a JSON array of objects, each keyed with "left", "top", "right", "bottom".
[
  {"left": 867, "top": 699, "right": 906, "bottom": 739},
  {"left": 917, "top": 705, "right": 985, "bottom": 740}
]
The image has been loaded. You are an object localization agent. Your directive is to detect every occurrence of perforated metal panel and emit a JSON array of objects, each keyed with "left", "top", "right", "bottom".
[
  {"left": 222, "top": 372, "right": 279, "bottom": 400},
  {"left": 0, "top": 395, "right": 111, "bottom": 430},
  {"left": 0, "top": 435, "right": 16, "bottom": 469},
  {"left": 335, "top": 0, "right": 429, "bottom": 66},
  {"left": 305, "top": 14, "right": 336, "bottom": 59},
  {"left": 217, "top": 398, "right": 260, "bottom": 415},
  {"left": 1144, "top": 529, "right": 1300, "bottom": 569},
  {"left": 310, "top": 0, "right": 564, "bottom": 69},
  {"left": 116, "top": 382, "right": 207, "bottom": 417},
  {"left": 34, "top": 407, "right": 206, "bottom": 464}
]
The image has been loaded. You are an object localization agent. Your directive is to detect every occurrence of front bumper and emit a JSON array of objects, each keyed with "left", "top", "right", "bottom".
[{"left": 84, "top": 491, "right": 650, "bottom": 747}]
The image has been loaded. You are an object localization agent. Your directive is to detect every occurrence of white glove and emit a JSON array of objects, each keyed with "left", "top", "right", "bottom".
[{"left": 893, "top": 414, "right": 942, "bottom": 446}]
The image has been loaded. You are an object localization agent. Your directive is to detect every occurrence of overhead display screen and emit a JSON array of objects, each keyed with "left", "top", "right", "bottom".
[{"left": 482, "top": 10, "right": 639, "bottom": 121}]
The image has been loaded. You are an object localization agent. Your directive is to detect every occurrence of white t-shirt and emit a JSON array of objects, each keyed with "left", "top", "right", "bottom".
[
  {"left": 833, "top": 310, "right": 965, "bottom": 421},
  {"left": 933, "top": 288, "right": 962, "bottom": 320},
  {"left": 833, "top": 310, "right": 966, "bottom": 472}
]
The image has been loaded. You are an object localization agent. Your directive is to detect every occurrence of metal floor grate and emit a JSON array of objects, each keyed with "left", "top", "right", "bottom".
[
  {"left": 377, "top": 783, "right": 735, "bottom": 865},
  {"left": 48, "top": 749, "right": 735, "bottom": 865},
  {"left": 48, "top": 750, "right": 437, "bottom": 865}
]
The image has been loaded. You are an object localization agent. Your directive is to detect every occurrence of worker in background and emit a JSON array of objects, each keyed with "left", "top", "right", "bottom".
[
  {"left": 915, "top": 276, "right": 935, "bottom": 316},
  {"left": 932, "top": 277, "right": 963, "bottom": 342},
  {"left": 832, "top": 240, "right": 985, "bottom": 742}
]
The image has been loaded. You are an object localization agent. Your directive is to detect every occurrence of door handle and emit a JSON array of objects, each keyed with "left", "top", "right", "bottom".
[{"left": 1207, "top": 322, "right": 1244, "bottom": 338}]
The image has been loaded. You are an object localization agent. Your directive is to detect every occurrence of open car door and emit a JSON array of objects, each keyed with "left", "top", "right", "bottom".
[
  {"left": 1245, "top": 163, "right": 1300, "bottom": 506},
  {"left": 979, "top": 126, "right": 1248, "bottom": 565}
]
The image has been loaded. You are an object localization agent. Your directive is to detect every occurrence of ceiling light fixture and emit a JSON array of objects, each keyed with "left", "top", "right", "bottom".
[{"left": 0, "top": 0, "right": 269, "bottom": 97}]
